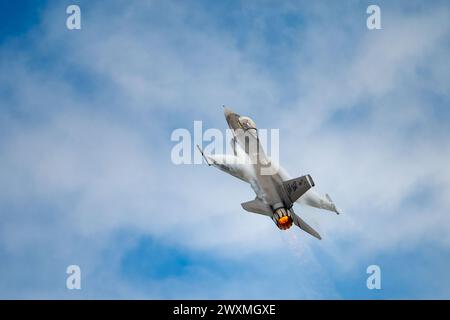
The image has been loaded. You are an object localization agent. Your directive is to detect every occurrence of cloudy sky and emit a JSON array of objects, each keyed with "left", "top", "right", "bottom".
[{"left": 1, "top": 0, "right": 449, "bottom": 299}]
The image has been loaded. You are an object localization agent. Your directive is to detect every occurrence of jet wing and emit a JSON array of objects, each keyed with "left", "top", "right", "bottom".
[
  {"left": 291, "top": 211, "right": 322, "bottom": 240},
  {"left": 196, "top": 144, "right": 253, "bottom": 183}
]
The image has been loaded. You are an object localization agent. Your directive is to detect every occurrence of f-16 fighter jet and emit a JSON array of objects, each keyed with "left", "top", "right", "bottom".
[{"left": 197, "top": 107, "right": 341, "bottom": 240}]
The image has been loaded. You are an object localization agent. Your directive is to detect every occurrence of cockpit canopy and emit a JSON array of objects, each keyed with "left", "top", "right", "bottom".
[{"left": 238, "top": 116, "right": 257, "bottom": 130}]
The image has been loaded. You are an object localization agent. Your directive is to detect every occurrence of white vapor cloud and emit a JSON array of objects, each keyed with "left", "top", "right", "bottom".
[{"left": 0, "top": 0, "right": 449, "bottom": 298}]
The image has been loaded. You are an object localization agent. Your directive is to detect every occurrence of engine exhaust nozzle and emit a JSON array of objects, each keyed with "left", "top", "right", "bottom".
[{"left": 272, "top": 208, "right": 293, "bottom": 230}]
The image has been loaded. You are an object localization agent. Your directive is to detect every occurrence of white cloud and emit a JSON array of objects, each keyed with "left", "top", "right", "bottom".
[
  {"left": 0, "top": 0, "right": 449, "bottom": 298},
  {"left": 278, "top": 4, "right": 450, "bottom": 264}
]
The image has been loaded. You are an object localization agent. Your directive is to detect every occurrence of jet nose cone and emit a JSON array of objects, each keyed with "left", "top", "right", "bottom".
[{"left": 223, "top": 105, "right": 234, "bottom": 118}]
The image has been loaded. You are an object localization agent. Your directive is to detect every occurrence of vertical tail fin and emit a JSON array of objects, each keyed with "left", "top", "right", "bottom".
[{"left": 282, "top": 174, "right": 315, "bottom": 203}]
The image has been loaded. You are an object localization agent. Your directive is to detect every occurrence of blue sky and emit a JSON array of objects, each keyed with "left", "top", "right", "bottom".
[{"left": 0, "top": 0, "right": 450, "bottom": 299}]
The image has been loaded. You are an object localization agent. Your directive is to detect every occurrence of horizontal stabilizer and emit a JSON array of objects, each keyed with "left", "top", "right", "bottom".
[
  {"left": 291, "top": 211, "right": 322, "bottom": 240},
  {"left": 241, "top": 198, "right": 272, "bottom": 216},
  {"left": 283, "top": 174, "right": 315, "bottom": 203}
]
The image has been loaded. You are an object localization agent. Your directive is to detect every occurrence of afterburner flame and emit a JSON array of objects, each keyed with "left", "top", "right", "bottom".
[
  {"left": 278, "top": 216, "right": 289, "bottom": 224},
  {"left": 273, "top": 207, "right": 294, "bottom": 230},
  {"left": 277, "top": 215, "right": 293, "bottom": 230}
]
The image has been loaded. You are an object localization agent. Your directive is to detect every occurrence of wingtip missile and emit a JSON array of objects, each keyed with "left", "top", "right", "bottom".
[
  {"left": 196, "top": 144, "right": 212, "bottom": 166},
  {"left": 325, "top": 193, "right": 342, "bottom": 215}
]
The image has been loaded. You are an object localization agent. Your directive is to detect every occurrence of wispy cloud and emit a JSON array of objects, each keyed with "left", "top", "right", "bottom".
[{"left": 0, "top": 0, "right": 449, "bottom": 298}]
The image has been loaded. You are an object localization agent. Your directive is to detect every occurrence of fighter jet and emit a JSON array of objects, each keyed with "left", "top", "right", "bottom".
[{"left": 197, "top": 107, "right": 341, "bottom": 239}]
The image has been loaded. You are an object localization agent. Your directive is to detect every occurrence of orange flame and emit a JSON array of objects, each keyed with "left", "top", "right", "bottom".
[{"left": 277, "top": 215, "right": 293, "bottom": 230}]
